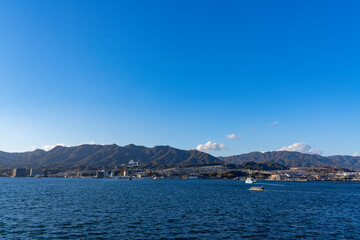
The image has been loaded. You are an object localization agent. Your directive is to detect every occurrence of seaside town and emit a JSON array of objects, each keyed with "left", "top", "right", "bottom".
[{"left": 2, "top": 160, "right": 360, "bottom": 182}]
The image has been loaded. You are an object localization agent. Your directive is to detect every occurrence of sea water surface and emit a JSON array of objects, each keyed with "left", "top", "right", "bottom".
[{"left": 0, "top": 178, "right": 359, "bottom": 239}]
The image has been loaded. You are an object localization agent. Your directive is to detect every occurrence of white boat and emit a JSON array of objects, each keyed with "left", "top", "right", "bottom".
[
  {"left": 245, "top": 177, "right": 256, "bottom": 184},
  {"left": 188, "top": 176, "right": 198, "bottom": 180}
]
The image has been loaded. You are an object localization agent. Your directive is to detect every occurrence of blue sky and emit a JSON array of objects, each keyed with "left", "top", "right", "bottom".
[{"left": 0, "top": 0, "right": 359, "bottom": 156}]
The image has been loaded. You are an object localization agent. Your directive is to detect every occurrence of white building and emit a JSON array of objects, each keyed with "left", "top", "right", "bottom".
[
  {"left": 128, "top": 160, "right": 138, "bottom": 166},
  {"left": 30, "top": 169, "right": 42, "bottom": 177}
]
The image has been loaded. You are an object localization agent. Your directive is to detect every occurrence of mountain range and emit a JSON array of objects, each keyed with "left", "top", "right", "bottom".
[
  {"left": 0, "top": 144, "right": 221, "bottom": 169},
  {"left": 1, "top": 144, "right": 360, "bottom": 169},
  {"left": 219, "top": 151, "right": 360, "bottom": 169}
]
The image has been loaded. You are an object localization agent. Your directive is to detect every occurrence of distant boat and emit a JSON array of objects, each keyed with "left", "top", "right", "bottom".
[
  {"left": 249, "top": 186, "right": 264, "bottom": 191},
  {"left": 34, "top": 175, "right": 42, "bottom": 179},
  {"left": 188, "top": 176, "right": 198, "bottom": 180},
  {"left": 128, "top": 176, "right": 133, "bottom": 180},
  {"left": 245, "top": 177, "right": 256, "bottom": 184}
]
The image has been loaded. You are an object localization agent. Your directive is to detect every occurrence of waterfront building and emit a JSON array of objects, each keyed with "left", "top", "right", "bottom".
[
  {"left": 123, "top": 170, "right": 129, "bottom": 177},
  {"left": 96, "top": 171, "right": 105, "bottom": 178},
  {"left": 30, "top": 169, "right": 42, "bottom": 177},
  {"left": 269, "top": 174, "right": 281, "bottom": 180},
  {"left": 128, "top": 160, "right": 139, "bottom": 166},
  {"left": 12, "top": 168, "right": 27, "bottom": 177}
]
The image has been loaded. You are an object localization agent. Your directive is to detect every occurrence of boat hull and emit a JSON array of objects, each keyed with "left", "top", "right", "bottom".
[{"left": 249, "top": 186, "right": 264, "bottom": 191}]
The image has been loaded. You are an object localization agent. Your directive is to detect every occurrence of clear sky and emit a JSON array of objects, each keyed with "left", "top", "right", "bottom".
[{"left": 0, "top": 0, "right": 359, "bottom": 156}]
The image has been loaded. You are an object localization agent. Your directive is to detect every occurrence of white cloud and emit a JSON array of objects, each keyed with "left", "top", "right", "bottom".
[
  {"left": 226, "top": 134, "right": 241, "bottom": 140},
  {"left": 42, "top": 143, "right": 65, "bottom": 151},
  {"left": 79, "top": 141, "right": 96, "bottom": 145},
  {"left": 33, "top": 141, "right": 98, "bottom": 151},
  {"left": 278, "top": 142, "right": 322, "bottom": 155},
  {"left": 78, "top": 140, "right": 102, "bottom": 146},
  {"left": 270, "top": 121, "right": 280, "bottom": 127},
  {"left": 353, "top": 152, "right": 360, "bottom": 157},
  {"left": 196, "top": 141, "right": 227, "bottom": 152}
]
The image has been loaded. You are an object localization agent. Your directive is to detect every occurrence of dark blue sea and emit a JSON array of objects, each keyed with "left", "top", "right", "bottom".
[{"left": 0, "top": 178, "right": 359, "bottom": 239}]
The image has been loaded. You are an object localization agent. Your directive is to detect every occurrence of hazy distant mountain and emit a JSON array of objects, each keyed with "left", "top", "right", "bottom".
[
  {"left": 0, "top": 144, "right": 222, "bottom": 169},
  {"left": 219, "top": 151, "right": 360, "bottom": 169}
]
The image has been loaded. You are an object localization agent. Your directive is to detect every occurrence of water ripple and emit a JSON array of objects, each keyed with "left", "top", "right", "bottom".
[{"left": 0, "top": 178, "right": 359, "bottom": 239}]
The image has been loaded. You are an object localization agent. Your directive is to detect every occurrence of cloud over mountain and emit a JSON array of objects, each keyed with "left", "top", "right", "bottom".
[
  {"left": 42, "top": 143, "right": 66, "bottom": 151},
  {"left": 196, "top": 141, "right": 226, "bottom": 151},
  {"left": 278, "top": 142, "right": 322, "bottom": 155}
]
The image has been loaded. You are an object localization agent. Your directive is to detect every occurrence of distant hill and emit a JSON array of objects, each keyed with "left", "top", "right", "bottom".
[
  {"left": 237, "top": 161, "right": 289, "bottom": 170},
  {"left": 0, "top": 144, "right": 222, "bottom": 169},
  {"left": 219, "top": 151, "right": 360, "bottom": 169}
]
